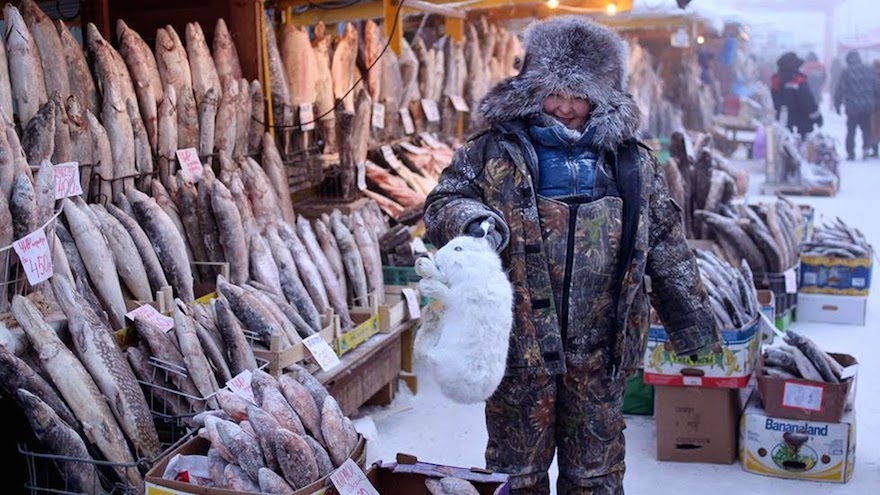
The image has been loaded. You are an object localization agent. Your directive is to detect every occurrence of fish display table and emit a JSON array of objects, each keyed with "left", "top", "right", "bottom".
[{"left": 314, "top": 319, "right": 419, "bottom": 416}]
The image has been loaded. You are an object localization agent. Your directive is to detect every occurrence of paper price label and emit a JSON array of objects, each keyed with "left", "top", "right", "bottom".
[
  {"left": 682, "top": 376, "right": 703, "bottom": 387},
  {"left": 175, "top": 148, "right": 203, "bottom": 183},
  {"left": 380, "top": 145, "right": 398, "bottom": 168},
  {"left": 421, "top": 99, "right": 441, "bottom": 122},
  {"left": 784, "top": 268, "right": 797, "bottom": 294},
  {"left": 419, "top": 132, "right": 443, "bottom": 149},
  {"left": 226, "top": 370, "right": 256, "bottom": 404},
  {"left": 449, "top": 94, "right": 470, "bottom": 113},
  {"left": 399, "top": 141, "right": 425, "bottom": 155},
  {"left": 126, "top": 304, "right": 174, "bottom": 333},
  {"left": 12, "top": 228, "right": 53, "bottom": 285},
  {"left": 400, "top": 107, "right": 415, "bottom": 135},
  {"left": 299, "top": 103, "right": 316, "bottom": 131},
  {"left": 53, "top": 162, "right": 83, "bottom": 199},
  {"left": 410, "top": 237, "right": 427, "bottom": 254},
  {"left": 330, "top": 459, "right": 379, "bottom": 495},
  {"left": 371, "top": 102, "right": 385, "bottom": 129},
  {"left": 356, "top": 162, "right": 367, "bottom": 191},
  {"left": 303, "top": 334, "right": 340, "bottom": 371},
  {"left": 401, "top": 288, "right": 421, "bottom": 319},
  {"left": 782, "top": 382, "right": 824, "bottom": 411}
]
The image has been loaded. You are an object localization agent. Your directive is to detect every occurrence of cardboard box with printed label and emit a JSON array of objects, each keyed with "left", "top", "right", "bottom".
[
  {"left": 643, "top": 317, "right": 760, "bottom": 388},
  {"left": 796, "top": 293, "right": 867, "bottom": 326},
  {"left": 362, "top": 455, "right": 510, "bottom": 495},
  {"left": 758, "top": 290, "right": 776, "bottom": 344},
  {"left": 757, "top": 353, "right": 858, "bottom": 423},
  {"left": 655, "top": 385, "right": 752, "bottom": 464},
  {"left": 799, "top": 253, "right": 872, "bottom": 296},
  {"left": 740, "top": 390, "right": 855, "bottom": 483}
]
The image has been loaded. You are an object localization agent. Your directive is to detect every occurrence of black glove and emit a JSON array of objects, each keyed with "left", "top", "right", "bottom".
[{"left": 464, "top": 217, "right": 503, "bottom": 251}]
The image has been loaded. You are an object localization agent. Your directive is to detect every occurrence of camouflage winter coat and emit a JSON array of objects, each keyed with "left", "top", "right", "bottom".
[{"left": 424, "top": 120, "right": 718, "bottom": 377}]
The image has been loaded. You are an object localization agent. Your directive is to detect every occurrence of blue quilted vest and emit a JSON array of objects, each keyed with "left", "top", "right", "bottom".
[{"left": 529, "top": 123, "right": 599, "bottom": 198}]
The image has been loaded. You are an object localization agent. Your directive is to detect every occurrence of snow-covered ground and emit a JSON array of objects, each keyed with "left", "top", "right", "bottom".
[{"left": 354, "top": 107, "right": 879, "bottom": 493}]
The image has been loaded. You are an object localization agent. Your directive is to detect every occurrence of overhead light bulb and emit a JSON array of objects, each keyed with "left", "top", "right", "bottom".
[
  {"left": 547, "top": 0, "right": 559, "bottom": 8},
  {"left": 697, "top": 35, "right": 705, "bottom": 44},
  {"left": 606, "top": 3, "right": 617, "bottom": 15}
]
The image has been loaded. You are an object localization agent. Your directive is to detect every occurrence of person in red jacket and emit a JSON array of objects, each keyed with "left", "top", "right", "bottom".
[{"left": 771, "top": 52, "right": 822, "bottom": 139}]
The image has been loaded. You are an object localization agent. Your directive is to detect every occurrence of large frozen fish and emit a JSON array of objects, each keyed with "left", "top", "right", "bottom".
[
  {"left": 21, "top": 100, "right": 56, "bottom": 167},
  {"left": 331, "top": 212, "right": 369, "bottom": 307},
  {"left": 33, "top": 160, "right": 55, "bottom": 233},
  {"left": 279, "top": 374, "right": 322, "bottom": 443},
  {"left": 177, "top": 86, "right": 200, "bottom": 150},
  {"left": 311, "top": 218, "right": 347, "bottom": 309},
  {"left": 265, "top": 228, "right": 321, "bottom": 333},
  {"left": 10, "top": 173, "right": 37, "bottom": 242},
  {"left": 242, "top": 157, "right": 283, "bottom": 230},
  {"left": 279, "top": 223, "right": 329, "bottom": 315},
  {"left": 280, "top": 24, "right": 317, "bottom": 107},
  {"left": 261, "top": 384, "right": 305, "bottom": 436},
  {"left": 216, "top": 419, "right": 265, "bottom": 481},
  {"left": 128, "top": 189, "right": 195, "bottom": 302},
  {"left": 198, "top": 167, "right": 225, "bottom": 264},
  {"left": 58, "top": 21, "right": 99, "bottom": 118},
  {"left": 351, "top": 210, "right": 384, "bottom": 303},
  {"left": 250, "top": 280, "right": 315, "bottom": 339},
  {"left": 4, "top": 4, "right": 48, "bottom": 127},
  {"left": 259, "top": 467, "right": 295, "bottom": 495},
  {"left": 363, "top": 20, "right": 384, "bottom": 102},
  {"left": 273, "top": 428, "right": 319, "bottom": 489},
  {"left": 158, "top": 85, "right": 179, "bottom": 190},
  {"left": 229, "top": 172, "right": 259, "bottom": 238},
  {"left": 199, "top": 88, "right": 219, "bottom": 157},
  {"left": 399, "top": 38, "right": 422, "bottom": 110},
  {"left": 126, "top": 344, "right": 191, "bottom": 418},
  {"left": 235, "top": 77, "right": 251, "bottom": 159},
  {"left": 22, "top": 1, "right": 70, "bottom": 102},
  {"left": 217, "top": 275, "right": 287, "bottom": 347},
  {"left": 213, "top": 297, "right": 259, "bottom": 375},
  {"left": 261, "top": 133, "right": 296, "bottom": 224},
  {"left": 17, "top": 389, "right": 99, "bottom": 495},
  {"left": 311, "top": 22, "right": 337, "bottom": 153},
  {"left": 211, "top": 179, "right": 249, "bottom": 284},
  {"left": 51, "top": 92, "right": 73, "bottom": 164},
  {"left": 117, "top": 19, "right": 161, "bottom": 154},
  {"left": 0, "top": 119, "right": 15, "bottom": 205},
  {"left": 186, "top": 22, "right": 221, "bottom": 107},
  {"left": 12, "top": 295, "right": 141, "bottom": 485},
  {"left": 320, "top": 395, "right": 356, "bottom": 467},
  {"left": 214, "top": 79, "right": 239, "bottom": 159},
  {"left": 242, "top": 283, "right": 302, "bottom": 346},
  {"left": 176, "top": 174, "right": 210, "bottom": 276},
  {"left": 246, "top": 404, "right": 282, "bottom": 472},
  {"left": 297, "top": 216, "right": 352, "bottom": 329},
  {"left": 0, "top": 34, "right": 13, "bottom": 121},
  {"left": 0, "top": 344, "right": 79, "bottom": 430},
  {"left": 248, "top": 81, "right": 266, "bottom": 155},
  {"left": 331, "top": 22, "right": 359, "bottom": 112},
  {"left": 106, "top": 203, "right": 168, "bottom": 293},
  {"left": 128, "top": 99, "right": 154, "bottom": 191},
  {"left": 379, "top": 38, "right": 403, "bottom": 140},
  {"left": 91, "top": 204, "right": 153, "bottom": 301},
  {"left": 133, "top": 317, "right": 205, "bottom": 411},
  {"left": 193, "top": 315, "right": 232, "bottom": 384},
  {"left": 213, "top": 19, "right": 243, "bottom": 90},
  {"left": 101, "top": 84, "right": 136, "bottom": 201},
  {"left": 173, "top": 301, "right": 221, "bottom": 408},
  {"left": 85, "top": 111, "right": 114, "bottom": 202},
  {"left": 263, "top": 16, "right": 293, "bottom": 153},
  {"left": 156, "top": 26, "right": 194, "bottom": 102},
  {"left": 55, "top": 222, "right": 105, "bottom": 316},
  {"left": 52, "top": 275, "right": 161, "bottom": 459},
  {"left": 63, "top": 199, "right": 127, "bottom": 329}
]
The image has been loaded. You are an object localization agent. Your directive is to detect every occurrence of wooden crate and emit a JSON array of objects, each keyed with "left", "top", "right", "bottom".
[
  {"left": 380, "top": 285, "right": 416, "bottom": 332},
  {"left": 335, "top": 293, "right": 381, "bottom": 357},
  {"left": 324, "top": 328, "right": 404, "bottom": 417}
]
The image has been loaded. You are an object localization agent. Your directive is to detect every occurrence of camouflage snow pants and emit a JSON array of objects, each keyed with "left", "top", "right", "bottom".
[{"left": 485, "top": 195, "right": 627, "bottom": 495}]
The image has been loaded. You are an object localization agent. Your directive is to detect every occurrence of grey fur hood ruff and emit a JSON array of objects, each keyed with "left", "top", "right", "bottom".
[{"left": 479, "top": 16, "right": 641, "bottom": 150}]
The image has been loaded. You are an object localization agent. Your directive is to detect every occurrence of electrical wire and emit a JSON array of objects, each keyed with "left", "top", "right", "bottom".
[
  {"left": 305, "top": 0, "right": 364, "bottom": 10},
  {"left": 263, "top": 0, "right": 407, "bottom": 129}
]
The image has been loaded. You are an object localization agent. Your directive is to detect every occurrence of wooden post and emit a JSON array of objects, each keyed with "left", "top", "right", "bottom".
[
  {"left": 227, "top": 0, "right": 264, "bottom": 82},
  {"left": 383, "top": 0, "right": 402, "bottom": 55}
]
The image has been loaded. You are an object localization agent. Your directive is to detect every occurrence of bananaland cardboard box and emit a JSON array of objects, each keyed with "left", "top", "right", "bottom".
[
  {"left": 643, "top": 317, "right": 760, "bottom": 388},
  {"left": 799, "top": 252, "right": 872, "bottom": 296},
  {"left": 796, "top": 293, "right": 868, "bottom": 326},
  {"left": 655, "top": 385, "right": 751, "bottom": 464},
  {"left": 740, "top": 391, "right": 856, "bottom": 483}
]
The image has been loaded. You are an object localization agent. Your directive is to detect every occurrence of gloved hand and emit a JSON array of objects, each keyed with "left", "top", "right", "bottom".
[{"left": 464, "top": 217, "right": 503, "bottom": 251}]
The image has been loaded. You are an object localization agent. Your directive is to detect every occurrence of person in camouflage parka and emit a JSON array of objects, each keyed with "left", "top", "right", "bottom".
[{"left": 423, "top": 17, "right": 719, "bottom": 495}]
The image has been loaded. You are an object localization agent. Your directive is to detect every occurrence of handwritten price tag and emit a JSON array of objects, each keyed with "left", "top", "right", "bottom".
[
  {"left": 126, "top": 304, "right": 174, "bottom": 333},
  {"left": 401, "top": 288, "right": 421, "bottom": 319},
  {"left": 380, "top": 145, "right": 398, "bottom": 168},
  {"left": 399, "top": 141, "right": 424, "bottom": 155},
  {"left": 449, "top": 94, "right": 470, "bottom": 113},
  {"left": 53, "top": 162, "right": 83, "bottom": 199},
  {"left": 175, "top": 148, "right": 203, "bottom": 183},
  {"left": 400, "top": 107, "right": 415, "bottom": 135},
  {"left": 784, "top": 268, "right": 797, "bottom": 294},
  {"left": 782, "top": 382, "right": 824, "bottom": 411},
  {"left": 303, "top": 334, "right": 340, "bottom": 371},
  {"left": 226, "top": 370, "right": 256, "bottom": 403},
  {"left": 12, "top": 228, "right": 53, "bottom": 285},
  {"left": 330, "top": 459, "right": 379, "bottom": 495},
  {"left": 299, "top": 103, "right": 316, "bottom": 131},
  {"left": 371, "top": 102, "right": 385, "bottom": 129},
  {"left": 421, "top": 99, "right": 441, "bottom": 123},
  {"left": 419, "top": 132, "right": 443, "bottom": 149},
  {"left": 356, "top": 162, "right": 367, "bottom": 191}
]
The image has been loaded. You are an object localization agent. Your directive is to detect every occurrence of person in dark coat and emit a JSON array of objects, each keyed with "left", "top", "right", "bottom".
[
  {"left": 770, "top": 52, "right": 822, "bottom": 138},
  {"left": 834, "top": 50, "right": 880, "bottom": 160},
  {"left": 424, "top": 16, "right": 719, "bottom": 495}
]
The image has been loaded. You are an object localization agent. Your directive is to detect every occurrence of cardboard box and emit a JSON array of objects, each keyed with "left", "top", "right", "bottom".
[
  {"left": 740, "top": 390, "right": 855, "bottom": 483},
  {"left": 643, "top": 317, "right": 760, "bottom": 388},
  {"left": 796, "top": 293, "right": 867, "bottom": 326},
  {"left": 758, "top": 290, "right": 776, "bottom": 344},
  {"left": 363, "top": 456, "right": 510, "bottom": 495},
  {"left": 757, "top": 353, "right": 858, "bottom": 423},
  {"left": 145, "top": 434, "right": 367, "bottom": 495},
  {"left": 799, "top": 253, "right": 872, "bottom": 296},
  {"left": 655, "top": 386, "right": 750, "bottom": 464}
]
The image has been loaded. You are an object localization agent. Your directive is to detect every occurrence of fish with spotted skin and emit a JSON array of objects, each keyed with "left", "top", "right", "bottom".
[
  {"left": 4, "top": 4, "right": 48, "bottom": 128},
  {"left": 259, "top": 467, "right": 296, "bottom": 495},
  {"left": 216, "top": 419, "right": 265, "bottom": 481},
  {"left": 173, "top": 300, "right": 221, "bottom": 408},
  {"left": 273, "top": 428, "right": 319, "bottom": 489},
  {"left": 213, "top": 296, "right": 259, "bottom": 375},
  {"left": 425, "top": 477, "right": 481, "bottom": 495},
  {"left": 212, "top": 179, "right": 249, "bottom": 284},
  {"left": 279, "top": 374, "right": 323, "bottom": 443}
]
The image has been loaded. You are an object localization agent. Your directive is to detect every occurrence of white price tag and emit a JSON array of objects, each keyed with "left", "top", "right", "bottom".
[
  {"left": 126, "top": 304, "right": 174, "bottom": 333},
  {"left": 682, "top": 376, "right": 703, "bottom": 387},
  {"left": 299, "top": 103, "right": 316, "bottom": 131},
  {"left": 840, "top": 364, "right": 859, "bottom": 380},
  {"left": 226, "top": 370, "right": 256, "bottom": 404},
  {"left": 371, "top": 102, "right": 385, "bottom": 129},
  {"left": 401, "top": 288, "right": 421, "bottom": 319},
  {"left": 784, "top": 268, "right": 797, "bottom": 294},
  {"left": 421, "top": 99, "right": 441, "bottom": 123},
  {"left": 782, "top": 382, "right": 824, "bottom": 411},
  {"left": 399, "top": 141, "right": 425, "bottom": 155},
  {"left": 303, "top": 334, "right": 340, "bottom": 371},
  {"left": 449, "top": 94, "right": 470, "bottom": 113},
  {"left": 175, "top": 148, "right": 203, "bottom": 183},
  {"left": 53, "top": 162, "right": 83, "bottom": 199},
  {"left": 380, "top": 145, "right": 397, "bottom": 168},
  {"left": 12, "top": 228, "right": 53, "bottom": 285},
  {"left": 400, "top": 107, "right": 415, "bottom": 135},
  {"left": 330, "top": 459, "right": 379, "bottom": 495},
  {"left": 410, "top": 237, "right": 427, "bottom": 254},
  {"left": 419, "top": 132, "right": 443, "bottom": 149},
  {"left": 356, "top": 162, "right": 367, "bottom": 191}
]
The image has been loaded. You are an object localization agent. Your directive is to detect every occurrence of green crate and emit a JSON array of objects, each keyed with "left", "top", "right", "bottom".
[
  {"left": 624, "top": 369, "right": 654, "bottom": 416},
  {"left": 383, "top": 265, "right": 421, "bottom": 286},
  {"left": 775, "top": 308, "right": 794, "bottom": 332}
]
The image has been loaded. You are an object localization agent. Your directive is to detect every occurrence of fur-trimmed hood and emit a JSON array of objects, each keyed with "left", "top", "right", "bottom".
[{"left": 478, "top": 16, "right": 641, "bottom": 150}]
